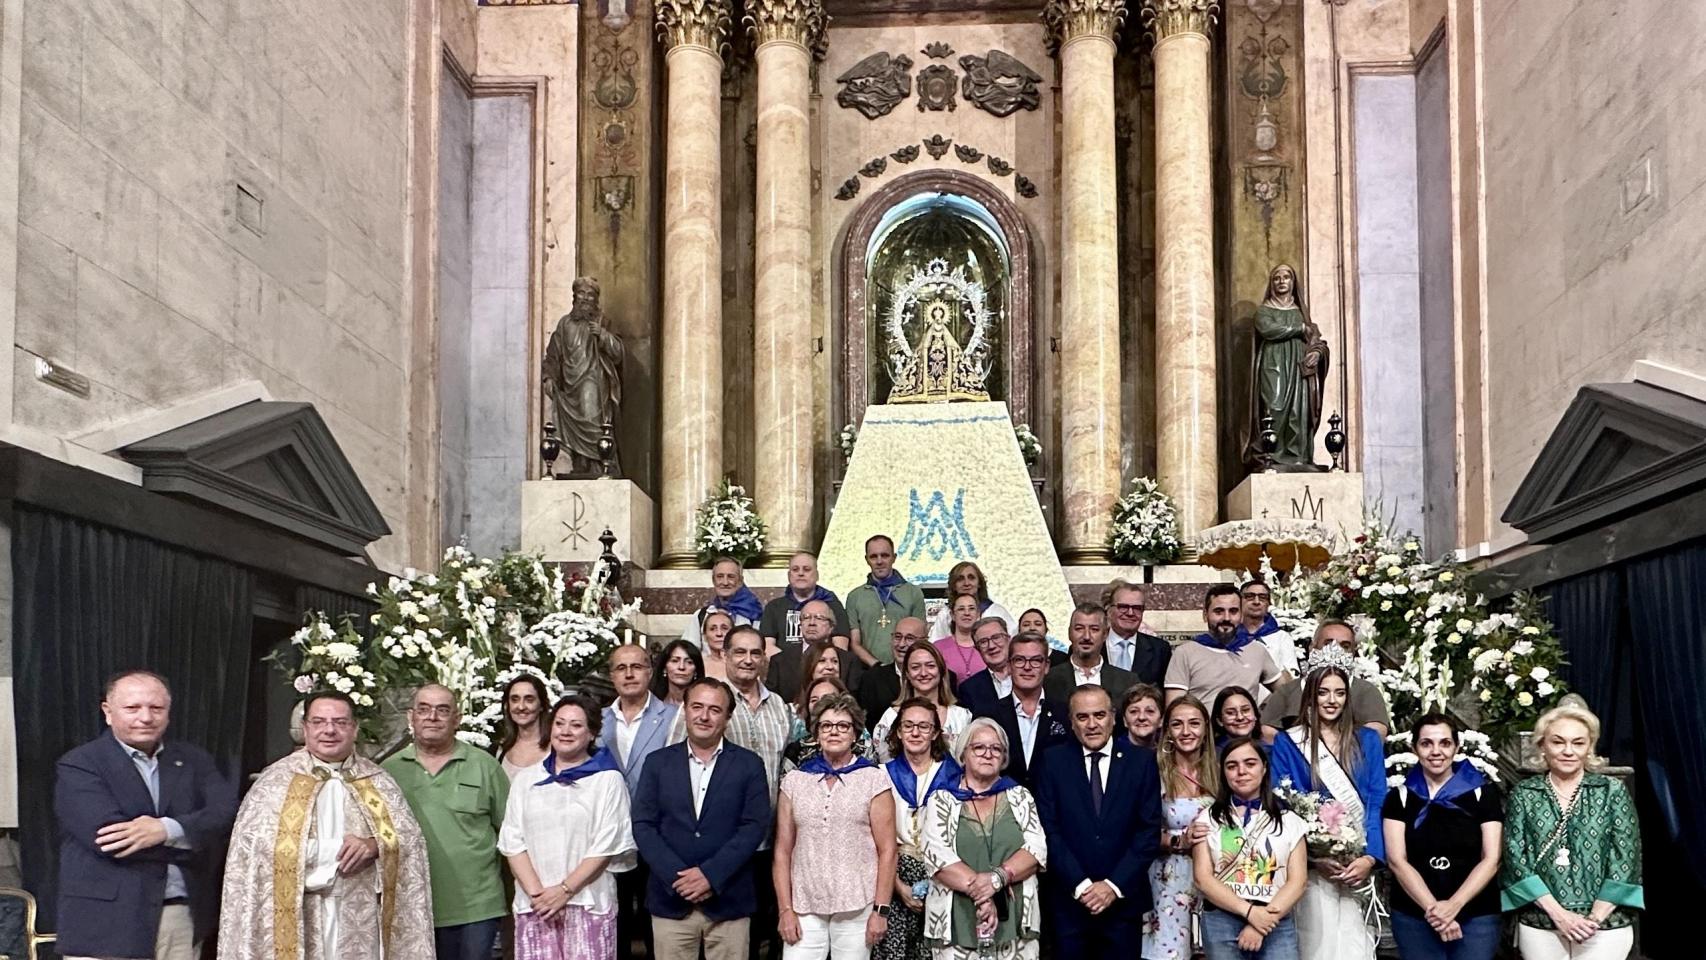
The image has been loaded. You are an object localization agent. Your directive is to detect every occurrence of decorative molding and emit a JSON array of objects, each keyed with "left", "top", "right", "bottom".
[
  {"left": 923, "top": 133, "right": 953, "bottom": 159},
  {"left": 836, "top": 138, "right": 1041, "bottom": 202},
  {"left": 836, "top": 176, "right": 861, "bottom": 200},
  {"left": 891, "top": 144, "right": 921, "bottom": 163},
  {"left": 915, "top": 63, "right": 958, "bottom": 111},
  {"left": 922, "top": 41, "right": 954, "bottom": 59},
  {"left": 1043, "top": 0, "right": 1128, "bottom": 54},
  {"left": 1015, "top": 174, "right": 1038, "bottom": 198},
  {"left": 835, "top": 52, "right": 914, "bottom": 118},
  {"left": 960, "top": 50, "right": 1043, "bottom": 117},
  {"left": 860, "top": 157, "right": 889, "bottom": 178},
  {"left": 1139, "top": 0, "right": 1219, "bottom": 41},
  {"left": 953, "top": 143, "right": 983, "bottom": 163},
  {"left": 744, "top": 0, "right": 827, "bottom": 50},
  {"left": 655, "top": 0, "right": 734, "bottom": 52},
  {"left": 987, "top": 156, "right": 1013, "bottom": 176}
]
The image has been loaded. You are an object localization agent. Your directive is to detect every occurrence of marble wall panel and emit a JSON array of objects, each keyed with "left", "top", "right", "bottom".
[
  {"left": 1414, "top": 41, "right": 1456, "bottom": 553},
  {"left": 438, "top": 63, "right": 475, "bottom": 551}
]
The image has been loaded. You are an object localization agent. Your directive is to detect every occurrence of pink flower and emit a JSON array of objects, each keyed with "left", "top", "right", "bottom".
[{"left": 1318, "top": 801, "right": 1349, "bottom": 834}]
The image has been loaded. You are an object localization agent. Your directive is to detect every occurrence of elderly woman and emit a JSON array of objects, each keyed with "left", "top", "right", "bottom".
[
  {"left": 498, "top": 694, "right": 636, "bottom": 960},
  {"left": 919, "top": 718, "right": 1047, "bottom": 960},
  {"left": 877, "top": 698, "right": 963, "bottom": 960},
  {"left": 1502, "top": 703, "right": 1642, "bottom": 960},
  {"left": 1121, "top": 683, "right": 1165, "bottom": 749},
  {"left": 930, "top": 562, "right": 1017, "bottom": 640},
  {"left": 873, "top": 644, "right": 974, "bottom": 762},
  {"left": 786, "top": 676, "right": 874, "bottom": 771},
  {"left": 651, "top": 639, "right": 705, "bottom": 706},
  {"left": 775, "top": 692, "right": 899, "bottom": 960},
  {"left": 700, "top": 609, "right": 734, "bottom": 683}
]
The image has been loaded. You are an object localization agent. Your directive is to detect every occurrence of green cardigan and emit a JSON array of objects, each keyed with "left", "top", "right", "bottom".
[{"left": 1501, "top": 772, "right": 1644, "bottom": 930}]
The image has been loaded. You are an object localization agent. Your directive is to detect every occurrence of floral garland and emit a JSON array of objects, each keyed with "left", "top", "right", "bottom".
[
  {"left": 838, "top": 423, "right": 859, "bottom": 460},
  {"left": 273, "top": 547, "right": 639, "bottom": 747},
  {"left": 1106, "top": 477, "right": 1183, "bottom": 565},
  {"left": 694, "top": 478, "right": 767, "bottom": 567},
  {"left": 1013, "top": 423, "right": 1042, "bottom": 466}
]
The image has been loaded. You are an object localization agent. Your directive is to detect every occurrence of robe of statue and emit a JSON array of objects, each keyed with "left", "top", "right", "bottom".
[
  {"left": 542, "top": 294, "right": 623, "bottom": 473},
  {"left": 217, "top": 749, "right": 434, "bottom": 960},
  {"left": 1247, "top": 265, "right": 1328, "bottom": 469}
]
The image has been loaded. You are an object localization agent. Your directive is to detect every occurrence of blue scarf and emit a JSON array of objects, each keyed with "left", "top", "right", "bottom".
[
  {"left": 1194, "top": 630, "right": 1254, "bottom": 655},
  {"left": 1234, "top": 614, "right": 1281, "bottom": 646},
  {"left": 713, "top": 585, "right": 763, "bottom": 623},
  {"left": 867, "top": 571, "right": 908, "bottom": 608},
  {"left": 886, "top": 756, "right": 963, "bottom": 810},
  {"left": 1407, "top": 759, "right": 1486, "bottom": 828},
  {"left": 535, "top": 747, "right": 619, "bottom": 787},
  {"left": 798, "top": 753, "right": 877, "bottom": 780},
  {"left": 787, "top": 585, "right": 839, "bottom": 611},
  {"left": 1233, "top": 796, "right": 1264, "bottom": 826},
  {"left": 946, "top": 775, "right": 1020, "bottom": 801}
]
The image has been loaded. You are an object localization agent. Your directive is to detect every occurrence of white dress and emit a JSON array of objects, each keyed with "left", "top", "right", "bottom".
[
  {"left": 1288, "top": 731, "right": 1377, "bottom": 960},
  {"left": 872, "top": 705, "right": 973, "bottom": 762},
  {"left": 496, "top": 764, "right": 635, "bottom": 914}
]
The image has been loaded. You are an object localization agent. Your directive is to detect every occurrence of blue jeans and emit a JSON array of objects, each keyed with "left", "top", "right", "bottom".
[
  {"left": 1201, "top": 906, "right": 1300, "bottom": 960},
  {"left": 435, "top": 917, "right": 501, "bottom": 960},
  {"left": 1391, "top": 911, "right": 1502, "bottom": 960}
]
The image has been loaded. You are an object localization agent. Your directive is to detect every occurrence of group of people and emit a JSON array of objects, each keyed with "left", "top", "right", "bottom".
[{"left": 51, "top": 535, "right": 1642, "bottom": 960}]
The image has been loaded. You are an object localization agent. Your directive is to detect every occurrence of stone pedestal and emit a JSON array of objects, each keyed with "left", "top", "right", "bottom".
[
  {"left": 521, "top": 479, "right": 656, "bottom": 567},
  {"left": 1224, "top": 471, "right": 1366, "bottom": 546}
]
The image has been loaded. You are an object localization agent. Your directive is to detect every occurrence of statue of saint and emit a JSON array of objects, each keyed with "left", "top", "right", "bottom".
[
  {"left": 1244, "top": 263, "right": 1329, "bottom": 471},
  {"left": 542, "top": 277, "right": 623, "bottom": 476}
]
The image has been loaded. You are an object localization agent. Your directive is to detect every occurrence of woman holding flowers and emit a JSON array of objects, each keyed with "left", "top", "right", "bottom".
[
  {"left": 1267, "top": 651, "right": 1387, "bottom": 960},
  {"left": 1501, "top": 703, "right": 1642, "bottom": 960},
  {"left": 1191, "top": 737, "right": 1308, "bottom": 960},
  {"left": 1381, "top": 713, "right": 1504, "bottom": 960},
  {"left": 1144, "top": 696, "right": 1220, "bottom": 960}
]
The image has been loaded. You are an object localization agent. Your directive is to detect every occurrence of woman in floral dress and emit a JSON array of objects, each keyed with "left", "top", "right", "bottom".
[{"left": 1145, "top": 696, "right": 1221, "bottom": 960}]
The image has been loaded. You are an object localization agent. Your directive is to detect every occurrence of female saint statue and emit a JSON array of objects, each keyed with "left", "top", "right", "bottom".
[{"left": 1245, "top": 263, "right": 1329, "bottom": 470}]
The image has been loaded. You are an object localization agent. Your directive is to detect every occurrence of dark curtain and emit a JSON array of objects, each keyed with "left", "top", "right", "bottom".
[
  {"left": 1545, "top": 567, "right": 1636, "bottom": 763},
  {"left": 13, "top": 508, "right": 253, "bottom": 932}
]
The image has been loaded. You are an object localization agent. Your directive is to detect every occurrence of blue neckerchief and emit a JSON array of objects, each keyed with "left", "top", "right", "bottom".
[
  {"left": 1194, "top": 630, "right": 1254, "bottom": 654},
  {"left": 886, "top": 756, "right": 963, "bottom": 810},
  {"left": 787, "top": 585, "right": 838, "bottom": 611},
  {"left": 535, "top": 747, "right": 619, "bottom": 787},
  {"left": 1234, "top": 614, "right": 1281, "bottom": 645},
  {"left": 946, "top": 775, "right": 1020, "bottom": 801},
  {"left": 1407, "top": 759, "right": 1486, "bottom": 828},
  {"left": 1233, "top": 796, "right": 1263, "bottom": 826},
  {"left": 798, "top": 753, "right": 877, "bottom": 780},
  {"left": 867, "top": 571, "right": 908, "bottom": 608},
  {"left": 713, "top": 585, "right": 763, "bottom": 622}
]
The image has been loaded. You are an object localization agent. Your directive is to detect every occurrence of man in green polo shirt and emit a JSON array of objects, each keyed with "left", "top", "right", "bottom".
[
  {"left": 846, "top": 533, "right": 927, "bottom": 667},
  {"left": 383, "top": 683, "right": 510, "bottom": 960}
]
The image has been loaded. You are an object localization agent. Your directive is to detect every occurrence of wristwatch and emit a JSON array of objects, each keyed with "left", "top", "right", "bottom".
[
  {"left": 988, "top": 871, "right": 1006, "bottom": 892},
  {"left": 874, "top": 904, "right": 892, "bottom": 918}
]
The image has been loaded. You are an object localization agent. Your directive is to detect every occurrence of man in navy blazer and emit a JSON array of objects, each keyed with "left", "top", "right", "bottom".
[
  {"left": 1034, "top": 683, "right": 1163, "bottom": 959},
  {"left": 632, "top": 677, "right": 772, "bottom": 960},
  {"left": 601, "top": 643, "right": 681, "bottom": 960},
  {"left": 955, "top": 617, "right": 1016, "bottom": 717},
  {"left": 978, "top": 632, "right": 1072, "bottom": 788},
  {"left": 53, "top": 670, "right": 236, "bottom": 959}
]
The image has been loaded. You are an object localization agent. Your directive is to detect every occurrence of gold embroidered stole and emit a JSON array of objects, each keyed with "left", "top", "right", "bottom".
[{"left": 270, "top": 767, "right": 404, "bottom": 960}]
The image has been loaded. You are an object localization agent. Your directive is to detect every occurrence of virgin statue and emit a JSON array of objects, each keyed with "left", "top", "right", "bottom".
[{"left": 1244, "top": 263, "right": 1329, "bottom": 471}]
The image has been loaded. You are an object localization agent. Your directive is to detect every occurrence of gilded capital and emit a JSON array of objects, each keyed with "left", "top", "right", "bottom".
[
  {"left": 1043, "top": 0, "right": 1128, "bottom": 53},
  {"left": 1139, "top": 0, "right": 1220, "bottom": 41},
  {"left": 656, "top": 0, "right": 734, "bottom": 53},
  {"left": 744, "top": 0, "right": 827, "bottom": 50}
]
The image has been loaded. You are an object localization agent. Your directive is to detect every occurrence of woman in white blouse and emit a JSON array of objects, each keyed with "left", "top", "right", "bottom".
[
  {"left": 498, "top": 694, "right": 636, "bottom": 960},
  {"left": 872, "top": 644, "right": 973, "bottom": 762}
]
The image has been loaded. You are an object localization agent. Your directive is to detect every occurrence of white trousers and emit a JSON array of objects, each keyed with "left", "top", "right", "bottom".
[
  {"left": 1517, "top": 924, "right": 1634, "bottom": 960},
  {"left": 783, "top": 906, "right": 872, "bottom": 960}
]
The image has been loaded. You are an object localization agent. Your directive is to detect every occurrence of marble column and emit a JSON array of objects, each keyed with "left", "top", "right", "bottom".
[
  {"left": 1045, "top": 0, "right": 1126, "bottom": 563},
  {"left": 656, "top": 0, "right": 733, "bottom": 567},
  {"left": 747, "top": 0, "right": 824, "bottom": 563},
  {"left": 1145, "top": 0, "right": 1220, "bottom": 538}
]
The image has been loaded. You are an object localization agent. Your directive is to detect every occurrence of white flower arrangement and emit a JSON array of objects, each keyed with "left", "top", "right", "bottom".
[
  {"left": 1013, "top": 423, "right": 1042, "bottom": 466},
  {"left": 1106, "top": 477, "right": 1182, "bottom": 565},
  {"left": 1384, "top": 728, "right": 1502, "bottom": 787},
  {"left": 838, "top": 423, "right": 859, "bottom": 460},
  {"left": 694, "top": 478, "right": 768, "bottom": 567}
]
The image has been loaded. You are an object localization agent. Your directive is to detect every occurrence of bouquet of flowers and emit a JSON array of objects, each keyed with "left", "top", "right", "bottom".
[
  {"left": 838, "top": 423, "right": 859, "bottom": 460},
  {"left": 1106, "top": 477, "right": 1183, "bottom": 565},
  {"left": 694, "top": 478, "right": 768, "bottom": 567},
  {"left": 1384, "top": 728, "right": 1502, "bottom": 787},
  {"left": 1013, "top": 423, "right": 1042, "bottom": 466},
  {"left": 1273, "top": 781, "right": 1367, "bottom": 867}
]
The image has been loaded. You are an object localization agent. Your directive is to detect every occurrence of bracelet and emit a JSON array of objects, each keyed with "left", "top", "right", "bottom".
[
  {"left": 1244, "top": 904, "right": 1254, "bottom": 922},
  {"left": 1000, "top": 864, "right": 1016, "bottom": 886}
]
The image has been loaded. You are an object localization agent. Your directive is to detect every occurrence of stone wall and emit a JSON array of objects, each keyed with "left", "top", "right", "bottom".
[{"left": 10, "top": 0, "right": 422, "bottom": 568}]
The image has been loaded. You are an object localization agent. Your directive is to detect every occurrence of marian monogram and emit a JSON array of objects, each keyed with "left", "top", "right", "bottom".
[{"left": 897, "top": 488, "right": 979, "bottom": 563}]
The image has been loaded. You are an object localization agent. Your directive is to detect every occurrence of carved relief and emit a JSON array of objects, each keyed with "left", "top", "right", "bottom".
[
  {"left": 834, "top": 140, "right": 1042, "bottom": 201},
  {"left": 892, "top": 144, "right": 921, "bottom": 164},
  {"left": 860, "top": 157, "right": 889, "bottom": 178},
  {"left": 923, "top": 134, "right": 953, "bottom": 159},
  {"left": 959, "top": 50, "right": 1042, "bottom": 118},
  {"left": 836, "top": 52, "right": 914, "bottom": 119},
  {"left": 987, "top": 156, "right": 1013, "bottom": 177},
  {"left": 922, "top": 41, "right": 953, "bottom": 60},
  {"left": 1139, "top": 0, "right": 1219, "bottom": 41},
  {"left": 655, "top": 0, "right": 733, "bottom": 51},
  {"left": 953, "top": 143, "right": 982, "bottom": 163},
  {"left": 836, "top": 177, "right": 861, "bottom": 200},
  {"left": 1043, "top": 0, "right": 1127, "bottom": 52},
  {"left": 1015, "top": 174, "right": 1038, "bottom": 198},
  {"left": 743, "top": 0, "right": 826, "bottom": 49},
  {"left": 915, "top": 64, "right": 958, "bottom": 112}
]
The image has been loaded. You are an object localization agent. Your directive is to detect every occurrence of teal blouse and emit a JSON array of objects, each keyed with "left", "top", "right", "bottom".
[{"left": 1500, "top": 772, "right": 1643, "bottom": 930}]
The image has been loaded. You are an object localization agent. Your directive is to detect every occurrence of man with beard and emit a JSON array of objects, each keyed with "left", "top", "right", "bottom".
[
  {"left": 1045, "top": 604, "right": 1137, "bottom": 702},
  {"left": 1164, "top": 584, "right": 1282, "bottom": 707},
  {"left": 541, "top": 276, "right": 623, "bottom": 476}
]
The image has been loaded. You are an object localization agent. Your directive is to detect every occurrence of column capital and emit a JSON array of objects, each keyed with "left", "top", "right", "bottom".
[
  {"left": 1043, "top": 0, "right": 1128, "bottom": 54},
  {"left": 744, "top": 0, "right": 827, "bottom": 51},
  {"left": 1139, "top": 0, "right": 1220, "bottom": 42},
  {"left": 656, "top": 0, "right": 734, "bottom": 53}
]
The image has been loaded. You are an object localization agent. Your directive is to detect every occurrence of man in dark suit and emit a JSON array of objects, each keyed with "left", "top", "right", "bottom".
[
  {"left": 857, "top": 616, "right": 925, "bottom": 732},
  {"left": 1103, "top": 580, "right": 1173, "bottom": 685},
  {"left": 766, "top": 598, "right": 857, "bottom": 703},
  {"left": 1034, "top": 684, "right": 1163, "bottom": 959},
  {"left": 632, "top": 677, "right": 772, "bottom": 960},
  {"left": 981, "top": 632, "right": 1071, "bottom": 787},
  {"left": 1045, "top": 603, "right": 1138, "bottom": 702},
  {"left": 955, "top": 616, "right": 1015, "bottom": 717},
  {"left": 54, "top": 669, "right": 237, "bottom": 960}
]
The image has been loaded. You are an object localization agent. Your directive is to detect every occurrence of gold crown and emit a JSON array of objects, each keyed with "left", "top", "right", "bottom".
[{"left": 885, "top": 260, "right": 992, "bottom": 404}]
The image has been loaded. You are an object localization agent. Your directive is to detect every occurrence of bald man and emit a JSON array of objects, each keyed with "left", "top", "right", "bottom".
[
  {"left": 383, "top": 683, "right": 510, "bottom": 960},
  {"left": 858, "top": 616, "right": 926, "bottom": 732},
  {"left": 765, "top": 598, "right": 856, "bottom": 702},
  {"left": 758, "top": 552, "right": 851, "bottom": 649}
]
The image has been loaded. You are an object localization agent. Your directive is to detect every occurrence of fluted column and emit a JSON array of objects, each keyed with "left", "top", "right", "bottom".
[
  {"left": 656, "top": 0, "right": 733, "bottom": 567},
  {"left": 1045, "top": 0, "right": 1126, "bottom": 563},
  {"left": 1144, "top": 0, "right": 1220, "bottom": 538},
  {"left": 746, "top": 0, "right": 825, "bottom": 564}
]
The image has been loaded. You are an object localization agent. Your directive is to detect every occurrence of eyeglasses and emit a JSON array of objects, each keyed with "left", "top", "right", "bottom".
[
  {"left": 899, "top": 720, "right": 937, "bottom": 733},
  {"left": 816, "top": 721, "right": 855, "bottom": 734},
  {"left": 800, "top": 614, "right": 833, "bottom": 623},
  {"left": 973, "top": 632, "right": 1009, "bottom": 646},
  {"left": 967, "top": 744, "right": 1006, "bottom": 757},
  {"left": 892, "top": 632, "right": 925, "bottom": 643},
  {"left": 306, "top": 717, "right": 355, "bottom": 730},
  {"left": 1241, "top": 592, "right": 1271, "bottom": 601},
  {"left": 1009, "top": 655, "right": 1049, "bottom": 668},
  {"left": 412, "top": 705, "right": 455, "bottom": 718},
  {"left": 1114, "top": 603, "right": 1145, "bottom": 613}
]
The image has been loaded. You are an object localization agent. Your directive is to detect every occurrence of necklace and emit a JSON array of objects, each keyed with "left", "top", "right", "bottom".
[{"left": 1546, "top": 774, "right": 1582, "bottom": 868}]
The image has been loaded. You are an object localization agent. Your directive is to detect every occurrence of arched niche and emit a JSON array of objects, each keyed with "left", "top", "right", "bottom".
[{"left": 839, "top": 170, "right": 1035, "bottom": 433}]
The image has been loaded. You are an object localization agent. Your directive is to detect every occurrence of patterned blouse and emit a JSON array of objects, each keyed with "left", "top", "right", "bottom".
[
  {"left": 781, "top": 765, "right": 894, "bottom": 915},
  {"left": 1501, "top": 772, "right": 1644, "bottom": 930}
]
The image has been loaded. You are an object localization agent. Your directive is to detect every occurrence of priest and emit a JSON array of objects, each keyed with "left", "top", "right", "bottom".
[{"left": 219, "top": 691, "right": 434, "bottom": 959}]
